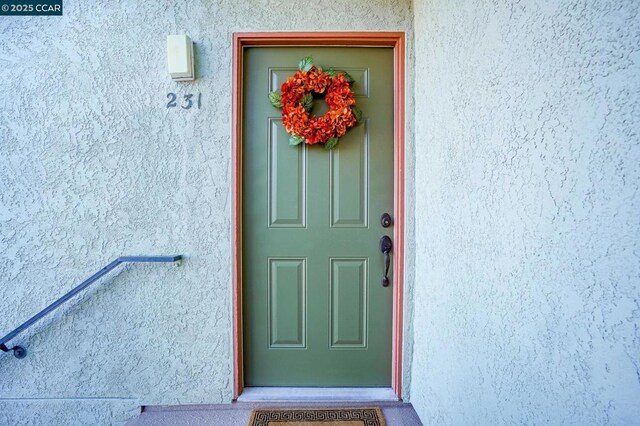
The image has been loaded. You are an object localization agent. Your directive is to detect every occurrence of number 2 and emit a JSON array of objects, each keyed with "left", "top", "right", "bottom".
[{"left": 166, "top": 93, "right": 177, "bottom": 108}]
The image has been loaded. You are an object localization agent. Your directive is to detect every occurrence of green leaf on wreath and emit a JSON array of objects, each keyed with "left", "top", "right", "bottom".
[
  {"left": 324, "top": 137, "right": 339, "bottom": 150},
  {"left": 301, "top": 93, "right": 313, "bottom": 112},
  {"left": 352, "top": 105, "right": 363, "bottom": 122},
  {"left": 298, "top": 56, "right": 314, "bottom": 72},
  {"left": 289, "top": 134, "right": 305, "bottom": 146},
  {"left": 340, "top": 71, "right": 355, "bottom": 83},
  {"left": 269, "top": 91, "right": 282, "bottom": 108},
  {"left": 325, "top": 69, "right": 339, "bottom": 78}
]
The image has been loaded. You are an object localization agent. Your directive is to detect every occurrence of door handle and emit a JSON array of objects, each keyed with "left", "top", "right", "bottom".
[{"left": 379, "top": 235, "right": 392, "bottom": 287}]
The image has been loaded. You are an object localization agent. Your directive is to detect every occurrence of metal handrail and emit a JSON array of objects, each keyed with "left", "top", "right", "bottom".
[{"left": 0, "top": 255, "right": 182, "bottom": 359}]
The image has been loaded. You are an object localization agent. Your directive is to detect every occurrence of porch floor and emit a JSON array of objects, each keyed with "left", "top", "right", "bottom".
[{"left": 127, "top": 401, "right": 423, "bottom": 425}]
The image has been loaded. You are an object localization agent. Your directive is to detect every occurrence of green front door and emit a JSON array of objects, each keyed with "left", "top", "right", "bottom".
[{"left": 242, "top": 46, "right": 394, "bottom": 386}]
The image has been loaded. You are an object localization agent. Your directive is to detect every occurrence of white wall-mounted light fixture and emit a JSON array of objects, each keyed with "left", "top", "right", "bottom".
[{"left": 167, "top": 34, "right": 195, "bottom": 81}]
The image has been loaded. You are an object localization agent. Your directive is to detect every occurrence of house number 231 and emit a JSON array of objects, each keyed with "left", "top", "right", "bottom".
[{"left": 166, "top": 93, "right": 202, "bottom": 109}]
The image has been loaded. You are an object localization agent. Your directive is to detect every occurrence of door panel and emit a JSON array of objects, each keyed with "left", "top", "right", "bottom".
[
  {"left": 268, "top": 258, "right": 306, "bottom": 348},
  {"left": 330, "top": 121, "right": 369, "bottom": 228},
  {"left": 243, "top": 47, "right": 394, "bottom": 386},
  {"left": 268, "top": 120, "right": 307, "bottom": 228},
  {"left": 330, "top": 258, "right": 368, "bottom": 348}
]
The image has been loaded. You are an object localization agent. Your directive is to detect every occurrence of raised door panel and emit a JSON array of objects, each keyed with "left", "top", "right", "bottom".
[
  {"left": 268, "top": 119, "right": 307, "bottom": 228},
  {"left": 270, "top": 67, "right": 369, "bottom": 97},
  {"left": 329, "top": 258, "right": 368, "bottom": 348},
  {"left": 268, "top": 258, "right": 307, "bottom": 348},
  {"left": 330, "top": 120, "right": 369, "bottom": 228}
]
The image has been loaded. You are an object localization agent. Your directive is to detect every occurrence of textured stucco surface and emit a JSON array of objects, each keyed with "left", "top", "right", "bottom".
[
  {"left": 0, "top": 1, "right": 414, "bottom": 425},
  {"left": 410, "top": 1, "right": 640, "bottom": 425}
]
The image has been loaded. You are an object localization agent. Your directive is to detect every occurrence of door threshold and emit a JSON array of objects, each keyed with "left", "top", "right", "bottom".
[{"left": 237, "top": 387, "right": 398, "bottom": 402}]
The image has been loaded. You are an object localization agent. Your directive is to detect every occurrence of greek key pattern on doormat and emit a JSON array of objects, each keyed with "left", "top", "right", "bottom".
[{"left": 248, "top": 407, "right": 386, "bottom": 426}]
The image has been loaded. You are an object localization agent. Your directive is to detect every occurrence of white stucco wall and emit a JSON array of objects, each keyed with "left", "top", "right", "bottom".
[
  {"left": 0, "top": 1, "right": 415, "bottom": 424},
  {"left": 411, "top": 1, "right": 640, "bottom": 425}
]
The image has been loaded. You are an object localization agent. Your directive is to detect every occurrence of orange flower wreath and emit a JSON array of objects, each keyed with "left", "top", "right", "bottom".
[{"left": 269, "top": 56, "right": 362, "bottom": 150}]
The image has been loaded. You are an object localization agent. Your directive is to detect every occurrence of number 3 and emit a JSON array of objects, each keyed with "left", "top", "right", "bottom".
[{"left": 182, "top": 94, "right": 193, "bottom": 109}]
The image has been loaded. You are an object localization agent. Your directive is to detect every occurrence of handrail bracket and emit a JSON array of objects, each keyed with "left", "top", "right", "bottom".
[{"left": 0, "top": 343, "right": 27, "bottom": 359}]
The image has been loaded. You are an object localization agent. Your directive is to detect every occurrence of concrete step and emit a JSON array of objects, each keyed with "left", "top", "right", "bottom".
[{"left": 127, "top": 401, "right": 423, "bottom": 426}]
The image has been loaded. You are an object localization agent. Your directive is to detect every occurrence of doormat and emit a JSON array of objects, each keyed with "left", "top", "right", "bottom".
[{"left": 248, "top": 407, "right": 385, "bottom": 426}]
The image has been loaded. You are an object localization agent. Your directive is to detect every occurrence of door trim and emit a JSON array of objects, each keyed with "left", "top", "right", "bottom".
[{"left": 232, "top": 32, "right": 406, "bottom": 400}]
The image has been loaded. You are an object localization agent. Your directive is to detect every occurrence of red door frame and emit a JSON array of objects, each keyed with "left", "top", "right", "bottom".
[{"left": 232, "top": 32, "right": 406, "bottom": 399}]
